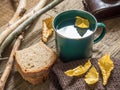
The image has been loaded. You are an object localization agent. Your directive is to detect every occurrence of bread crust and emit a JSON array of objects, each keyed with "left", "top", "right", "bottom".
[
  {"left": 24, "top": 76, "right": 48, "bottom": 85},
  {"left": 16, "top": 61, "right": 49, "bottom": 84}
]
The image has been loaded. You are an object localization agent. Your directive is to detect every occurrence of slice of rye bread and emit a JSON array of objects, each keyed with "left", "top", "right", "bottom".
[{"left": 15, "top": 41, "right": 57, "bottom": 84}]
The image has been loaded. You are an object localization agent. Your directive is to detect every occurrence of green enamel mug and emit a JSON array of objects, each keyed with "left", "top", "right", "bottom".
[{"left": 53, "top": 10, "right": 106, "bottom": 62}]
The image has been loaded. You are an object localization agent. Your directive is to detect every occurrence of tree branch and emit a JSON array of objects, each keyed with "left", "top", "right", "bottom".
[
  {"left": 0, "top": 0, "right": 63, "bottom": 56},
  {"left": 0, "top": 57, "right": 8, "bottom": 61},
  {"left": 10, "top": 0, "right": 19, "bottom": 11},
  {"left": 9, "top": 0, "right": 27, "bottom": 25},
  {"left": 0, "top": 0, "right": 48, "bottom": 46},
  {"left": 0, "top": 34, "right": 23, "bottom": 90}
]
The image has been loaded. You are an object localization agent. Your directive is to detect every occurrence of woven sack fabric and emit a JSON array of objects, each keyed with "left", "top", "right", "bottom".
[{"left": 49, "top": 58, "right": 120, "bottom": 90}]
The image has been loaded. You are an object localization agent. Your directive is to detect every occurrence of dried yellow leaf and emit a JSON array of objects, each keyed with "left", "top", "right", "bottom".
[
  {"left": 98, "top": 54, "right": 114, "bottom": 85},
  {"left": 64, "top": 60, "right": 91, "bottom": 77},
  {"left": 64, "top": 70, "right": 74, "bottom": 77},
  {"left": 84, "top": 66, "right": 99, "bottom": 85},
  {"left": 42, "top": 17, "right": 54, "bottom": 43},
  {"left": 75, "top": 16, "right": 89, "bottom": 28}
]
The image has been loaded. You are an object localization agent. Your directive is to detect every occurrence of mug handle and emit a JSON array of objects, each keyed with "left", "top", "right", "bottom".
[{"left": 94, "top": 22, "right": 106, "bottom": 44}]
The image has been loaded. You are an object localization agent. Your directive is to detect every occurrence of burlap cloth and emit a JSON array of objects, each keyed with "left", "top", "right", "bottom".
[{"left": 49, "top": 58, "right": 120, "bottom": 90}]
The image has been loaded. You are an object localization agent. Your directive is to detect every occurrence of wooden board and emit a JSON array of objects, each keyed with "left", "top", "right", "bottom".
[{"left": 0, "top": 0, "right": 120, "bottom": 90}]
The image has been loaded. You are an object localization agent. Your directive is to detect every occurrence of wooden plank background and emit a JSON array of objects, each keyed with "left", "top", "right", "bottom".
[{"left": 0, "top": 0, "right": 120, "bottom": 90}]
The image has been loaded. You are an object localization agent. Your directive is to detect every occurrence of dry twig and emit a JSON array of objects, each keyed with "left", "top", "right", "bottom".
[
  {"left": 10, "top": 0, "right": 19, "bottom": 11},
  {"left": 9, "top": 0, "right": 26, "bottom": 25},
  {"left": 0, "top": 0, "right": 48, "bottom": 46},
  {"left": 0, "top": 57, "right": 9, "bottom": 61},
  {"left": 0, "top": 0, "right": 63, "bottom": 56},
  {"left": 0, "top": 0, "right": 26, "bottom": 45},
  {"left": 0, "top": 35, "right": 23, "bottom": 90}
]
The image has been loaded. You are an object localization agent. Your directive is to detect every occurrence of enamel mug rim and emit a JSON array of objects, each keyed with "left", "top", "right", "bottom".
[{"left": 52, "top": 9, "right": 98, "bottom": 40}]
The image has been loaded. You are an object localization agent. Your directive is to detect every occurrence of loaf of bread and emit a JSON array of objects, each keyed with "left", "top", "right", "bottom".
[{"left": 15, "top": 41, "right": 57, "bottom": 84}]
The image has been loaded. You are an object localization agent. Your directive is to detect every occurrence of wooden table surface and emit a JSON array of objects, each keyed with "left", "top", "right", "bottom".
[{"left": 0, "top": 0, "right": 120, "bottom": 90}]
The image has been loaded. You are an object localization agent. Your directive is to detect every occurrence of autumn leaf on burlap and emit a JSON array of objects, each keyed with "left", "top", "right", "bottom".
[
  {"left": 98, "top": 54, "right": 114, "bottom": 85},
  {"left": 42, "top": 17, "right": 53, "bottom": 43},
  {"left": 64, "top": 60, "right": 91, "bottom": 77},
  {"left": 84, "top": 66, "right": 99, "bottom": 85}
]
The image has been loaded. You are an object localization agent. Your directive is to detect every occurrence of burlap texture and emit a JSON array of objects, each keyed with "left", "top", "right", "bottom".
[{"left": 49, "top": 58, "right": 120, "bottom": 90}]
